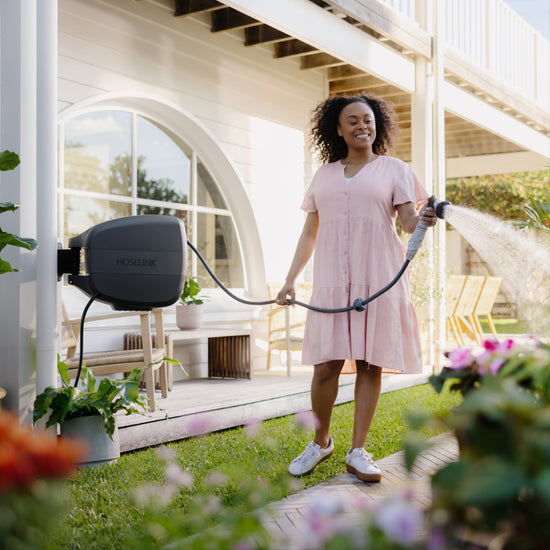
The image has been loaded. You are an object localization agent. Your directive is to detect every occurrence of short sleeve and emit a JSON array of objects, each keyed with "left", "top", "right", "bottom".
[
  {"left": 300, "top": 173, "right": 318, "bottom": 212},
  {"left": 393, "top": 163, "right": 429, "bottom": 207}
]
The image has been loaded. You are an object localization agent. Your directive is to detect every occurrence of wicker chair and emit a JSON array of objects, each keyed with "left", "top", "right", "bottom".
[{"left": 61, "top": 303, "right": 168, "bottom": 411}]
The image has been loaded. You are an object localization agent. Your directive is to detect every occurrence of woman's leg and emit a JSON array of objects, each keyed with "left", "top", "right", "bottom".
[
  {"left": 351, "top": 361, "right": 382, "bottom": 449},
  {"left": 311, "top": 360, "right": 344, "bottom": 448}
]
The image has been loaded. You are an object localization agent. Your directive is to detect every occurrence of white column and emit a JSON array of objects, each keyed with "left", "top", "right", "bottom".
[
  {"left": 0, "top": 0, "right": 37, "bottom": 421},
  {"left": 412, "top": 0, "right": 436, "bottom": 372},
  {"left": 36, "top": 0, "right": 59, "bottom": 395},
  {"left": 432, "top": 0, "right": 447, "bottom": 368}
]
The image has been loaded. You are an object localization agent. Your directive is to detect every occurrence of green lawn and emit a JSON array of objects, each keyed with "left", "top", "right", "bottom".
[
  {"left": 479, "top": 318, "right": 528, "bottom": 335},
  {"left": 52, "top": 383, "right": 462, "bottom": 550}
]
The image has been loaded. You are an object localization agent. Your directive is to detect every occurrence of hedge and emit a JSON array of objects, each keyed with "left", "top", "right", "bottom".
[{"left": 445, "top": 170, "right": 549, "bottom": 222}]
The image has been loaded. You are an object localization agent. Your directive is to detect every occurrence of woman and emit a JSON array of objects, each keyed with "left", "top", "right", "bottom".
[{"left": 277, "top": 93, "right": 437, "bottom": 482}]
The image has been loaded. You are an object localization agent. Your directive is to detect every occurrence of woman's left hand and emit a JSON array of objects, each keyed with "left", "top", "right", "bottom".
[{"left": 419, "top": 205, "right": 437, "bottom": 227}]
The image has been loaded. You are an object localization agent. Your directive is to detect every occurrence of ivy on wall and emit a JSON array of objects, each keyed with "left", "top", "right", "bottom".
[{"left": 445, "top": 170, "right": 550, "bottom": 222}]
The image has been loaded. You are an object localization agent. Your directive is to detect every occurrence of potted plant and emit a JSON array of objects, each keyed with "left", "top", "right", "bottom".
[
  {"left": 33, "top": 357, "right": 156, "bottom": 466},
  {"left": 0, "top": 150, "right": 38, "bottom": 275},
  {"left": 176, "top": 276, "right": 206, "bottom": 330}
]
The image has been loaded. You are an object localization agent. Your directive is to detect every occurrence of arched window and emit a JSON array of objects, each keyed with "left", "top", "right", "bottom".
[{"left": 59, "top": 109, "right": 244, "bottom": 288}]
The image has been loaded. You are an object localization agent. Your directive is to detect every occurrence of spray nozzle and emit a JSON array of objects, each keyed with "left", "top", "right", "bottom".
[{"left": 427, "top": 195, "right": 451, "bottom": 220}]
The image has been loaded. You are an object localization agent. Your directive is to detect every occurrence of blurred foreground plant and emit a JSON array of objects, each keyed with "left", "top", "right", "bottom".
[
  {"left": 406, "top": 338, "right": 550, "bottom": 550},
  {"left": 0, "top": 411, "right": 87, "bottom": 549}
]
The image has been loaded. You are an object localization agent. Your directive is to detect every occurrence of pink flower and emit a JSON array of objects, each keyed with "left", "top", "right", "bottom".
[
  {"left": 295, "top": 410, "right": 320, "bottom": 431},
  {"left": 187, "top": 414, "right": 213, "bottom": 438},
  {"left": 244, "top": 418, "right": 260, "bottom": 439},
  {"left": 375, "top": 494, "right": 424, "bottom": 545},
  {"left": 488, "top": 357, "right": 505, "bottom": 375},
  {"left": 482, "top": 338, "right": 499, "bottom": 351},
  {"left": 448, "top": 348, "right": 472, "bottom": 369}
]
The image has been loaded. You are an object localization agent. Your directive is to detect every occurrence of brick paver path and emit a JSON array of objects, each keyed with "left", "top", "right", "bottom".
[{"left": 260, "top": 432, "right": 458, "bottom": 549}]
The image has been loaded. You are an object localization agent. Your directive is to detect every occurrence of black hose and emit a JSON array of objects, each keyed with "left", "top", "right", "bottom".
[
  {"left": 187, "top": 240, "right": 410, "bottom": 314},
  {"left": 73, "top": 291, "right": 100, "bottom": 387}
]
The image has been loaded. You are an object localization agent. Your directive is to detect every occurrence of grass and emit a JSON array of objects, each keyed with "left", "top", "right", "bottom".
[
  {"left": 52, "top": 383, "right": 462, "bottom": 550},
  {"left": 479, "top": 317, "right": 529, "bottom": 335}
]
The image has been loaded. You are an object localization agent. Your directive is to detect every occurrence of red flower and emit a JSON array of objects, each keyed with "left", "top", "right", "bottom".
[{"left": 0, "top": 411, "right": 87, "bottom": 493}]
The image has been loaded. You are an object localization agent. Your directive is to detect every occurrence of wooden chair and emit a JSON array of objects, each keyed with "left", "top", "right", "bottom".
[
  {"left": 452, "top": 276, "right": 486, "bottom": 345},
  {"left": 61, "top": 303, "right": 168, "bottom": 411},
  {"left": 266, "top": 282, "right": 312, "bottom": 376},
  {"left": 473, "top": 276, "right": 502, "bottom": 340},
  {"left": 446, "top": 275, "right": 466, "bottom": 346}
]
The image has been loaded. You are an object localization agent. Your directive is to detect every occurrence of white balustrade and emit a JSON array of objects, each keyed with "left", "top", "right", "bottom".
[{"left": 375, "top": 0, "right": 549, "bottom": 110}]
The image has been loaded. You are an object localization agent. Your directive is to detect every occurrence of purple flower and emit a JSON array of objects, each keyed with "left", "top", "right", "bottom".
[
  {"left": 375, "top": 495, "right": 424, "bottom": 545},
  {"left": 448, "top": 348, "right": 472, "bottom": 369}
]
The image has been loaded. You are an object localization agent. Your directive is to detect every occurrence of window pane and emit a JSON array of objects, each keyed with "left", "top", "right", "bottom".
[
  {"left": 64, "top": 111, "right": 132, "bottom": 196},
  {"left": 196, "top": 212, "right": 243, "bottom": 288},
  {"left": 197, "top": 160, "right": 227, "bottom": 209},
  {"left": 137, "top": 117, "right": 190, "bottom": 205},
  {"left": 63, "top": 195, "right": 131, "bottom": 246}
]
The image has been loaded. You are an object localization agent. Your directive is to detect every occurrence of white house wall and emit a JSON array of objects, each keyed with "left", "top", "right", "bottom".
[{"left": 57, "top": 0, "right": 325, "bottom": 367}]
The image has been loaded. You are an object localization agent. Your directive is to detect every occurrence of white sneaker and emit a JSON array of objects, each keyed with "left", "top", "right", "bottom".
[
  {"left": 288, "top": 437, "right": 334, "bottom": 476},
  {"left": 346, "top": 448, "right": 382, "bottom": 482}
]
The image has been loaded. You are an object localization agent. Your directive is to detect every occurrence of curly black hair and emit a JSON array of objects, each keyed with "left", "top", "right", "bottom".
[{"left": 309, "top": 93, "right": 401, "bottom": 164}]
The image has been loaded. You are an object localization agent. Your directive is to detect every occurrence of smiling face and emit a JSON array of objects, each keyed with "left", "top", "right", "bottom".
[{"left": 337, "top": 100, "right": 376, "bottom": 155}]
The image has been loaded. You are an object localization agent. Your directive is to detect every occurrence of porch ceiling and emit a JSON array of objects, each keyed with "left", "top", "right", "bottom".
[{"left": 173, "top": 0, "right": 547, "bottom": 164}]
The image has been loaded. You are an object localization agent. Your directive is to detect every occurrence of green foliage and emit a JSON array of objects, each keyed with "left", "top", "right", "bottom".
[
  {"left": 179, "top": 277, "right": 206, "bottom": 305},
  {"left": 446, "top": 169, "right": 550, "bottom": 223},
  {"left": 517, "top": 191, "right": 550, "bottom": 233},
  {"left": 405, "top": 338, "right": 550, "bottom": 549},
  {"left": 33, "top": 357, "right": 157, "bottom": 438},
  {"left": 0, "top": 150, "right": 38, "bottom": 274}
]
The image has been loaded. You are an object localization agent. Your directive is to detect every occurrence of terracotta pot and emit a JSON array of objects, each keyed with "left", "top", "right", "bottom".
[
  {"left": 176, "top": 303, "right": 204, "bottom": 330},
  {"left": 60, "top": 415, "right": 120, "bottom": 467}
]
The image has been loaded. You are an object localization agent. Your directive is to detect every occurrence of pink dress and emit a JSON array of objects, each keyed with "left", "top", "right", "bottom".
[{"left": 301, "top": 156, "right": 429, "bottom": 373}]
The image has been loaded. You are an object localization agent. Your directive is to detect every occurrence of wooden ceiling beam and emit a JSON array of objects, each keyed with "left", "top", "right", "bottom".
[
  {"left": 301, "top": 52, "right": 346, "bottom": 69},
  {"left": 211, "top": 7, "right": 260, "bottom": 32},
  {"left": 174, "top": 0, "right": 222, "bottom": 17},
  {"left": 327, "top": 65, "right": 378, "bottom": 81},
  {"left": 245, "top": 25, "right": 291, "bottom": 46},
  {"left": 328, "top": 75, "right": 383, "bottom": 93},
  {"left": 273, "top": 39, "right": 317, "bottom": 59}
]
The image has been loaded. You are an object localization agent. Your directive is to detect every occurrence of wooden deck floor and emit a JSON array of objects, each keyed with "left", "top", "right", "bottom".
[{"left": 117, "top": 368, "right": 429, "bottom": 453}]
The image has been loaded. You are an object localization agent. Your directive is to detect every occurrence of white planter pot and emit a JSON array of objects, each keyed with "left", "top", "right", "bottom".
[
  {"left": 60, "top": 415, "right": 120, "bottom": 467},
  {"left": 176, "top": 303, "right": 204, "bottom": 330}
]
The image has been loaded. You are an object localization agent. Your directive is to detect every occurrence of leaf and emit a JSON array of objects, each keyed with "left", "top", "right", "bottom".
[
  {"left": 403, "top": 431, "right": 434, "bottom": 471},
  {"left": 58, "top": 357, "right": 70, "bottom": 387},
  {"left": 0, "top": 257, "right": 15, "bottom": 274},
  {"left": 0, "top": 150, "right": 20, "bottom": 171},
  {"left": 0, "top": 229, "right": 38, "bottom": 251},
  {"left": 0, "top": 202, "right": 19, "bottom": 214}
]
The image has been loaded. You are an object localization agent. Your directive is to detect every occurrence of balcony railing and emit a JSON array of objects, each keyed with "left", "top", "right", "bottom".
[{"left": 378, "top": 0, "right": 549, "bottom": 110}]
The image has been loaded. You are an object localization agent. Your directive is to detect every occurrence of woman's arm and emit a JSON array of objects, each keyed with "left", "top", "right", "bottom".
[
  {"left": 397, "top": 201, "right": 437, "bottom": 234},
  {"left": 276, "top": 211, "right": 319, "bottom": 304}
]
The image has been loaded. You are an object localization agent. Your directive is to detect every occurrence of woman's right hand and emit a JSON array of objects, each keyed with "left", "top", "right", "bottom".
[{"left": 276, "top": 282, "right": 295, "bottom": 305}]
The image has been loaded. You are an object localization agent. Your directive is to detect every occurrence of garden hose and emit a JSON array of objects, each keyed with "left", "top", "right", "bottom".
[{"left": 187, "top": 195, "right": 441, "bottom": 313}]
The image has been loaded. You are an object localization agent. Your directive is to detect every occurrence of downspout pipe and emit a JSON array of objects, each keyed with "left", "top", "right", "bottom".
[{"left": 36, "top": 1, "right": 59, "bottom": 395}]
